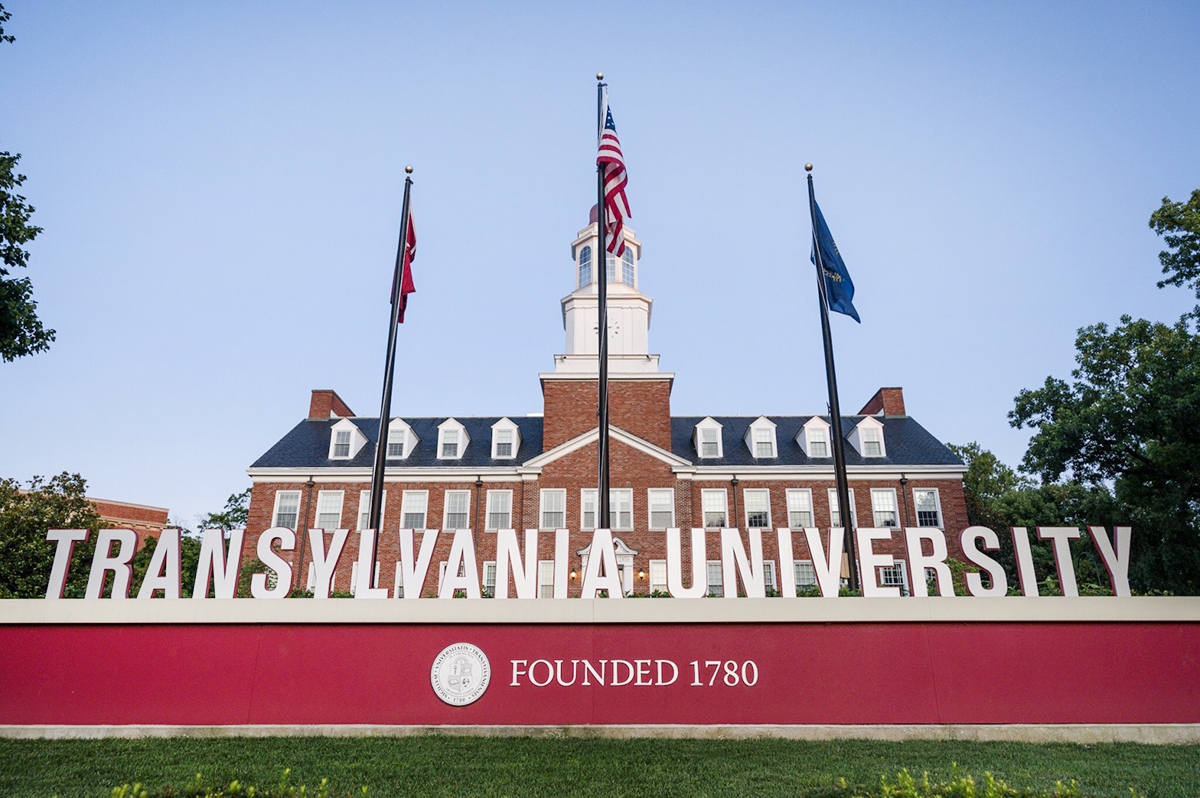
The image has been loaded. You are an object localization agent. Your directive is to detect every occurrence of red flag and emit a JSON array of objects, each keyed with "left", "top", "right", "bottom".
[
  {"left": 391, "top": 205, "right": 416, "bottom": 323},
  {"left": 597, "top": 92, "right": 630, "bottom": 257}
]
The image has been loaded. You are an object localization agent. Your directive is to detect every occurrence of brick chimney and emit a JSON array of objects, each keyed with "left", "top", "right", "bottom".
[
  {"left": 859, "top": 387, "right": 906, "bottom": 417},
  {"left": 309, "top": 389, "right": 355, "bottom": 420}
]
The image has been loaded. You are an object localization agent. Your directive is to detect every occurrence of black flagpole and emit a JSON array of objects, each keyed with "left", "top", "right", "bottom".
[
  {"left": 596, "top": 73, "right": 611, "bottom": 529},
  {"left": 366, "top": 167, "right": 415, "bottom": 580},
  {"left": 805, "top": 163, "right": 860, "bottom": 591}
]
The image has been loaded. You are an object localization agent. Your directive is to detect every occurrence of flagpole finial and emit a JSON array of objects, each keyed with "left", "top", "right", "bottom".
[
  {"left": 405, "top": 165, "right": 413, "bottom": 174},
  {"left": 596, "top": 72, "right": 604, "bottom": 81},
  {"left": 805, "top": 163, "right": 813, "bottom": 172}
]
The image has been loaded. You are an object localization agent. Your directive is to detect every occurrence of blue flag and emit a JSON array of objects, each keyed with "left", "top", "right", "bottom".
[{"left": 810, "top": 200, "right": 860, "bottom": 323}]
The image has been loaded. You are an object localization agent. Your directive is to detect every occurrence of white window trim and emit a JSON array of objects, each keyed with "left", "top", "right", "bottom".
[
  {"left": 400, "top": 490, "right": 429, "bottom": 530},
  {"left": 328, "top": 418, "right": 367, "bottom": 460},
  {"left": 701, "top": 489, "right": 729, "bottom": 529},
  {"left": 386, "top": 418, "right": 417, "bottom": 459},
  {"left": 743, "top": 488, "right": 772, "bottom": 529},
  {"left": 356, "top": 489, "right": 387, "bottom": 531},
  {"left": 271, "top": 490, "right": 302, "bottom": 530},
  {"left": 693, "top": 417, "right": 724, "bottom": 459},
  {"left": 540, "top": 489, "right": 567, "bottom": 530},
  {"left": 538, "top": 560, "right": 555, "bottom": 598},
  {"left": 786, "top": 488, "right": 814, "bottom": 529},
  {"left": 485, "top": 490, "right": 513, "bottom": 531},
  {"left": 580, "top": 488, "right": 633, "bottom": 530},
  {"left": 794, "top": 559, "right": 818, "bottom": 588},
  {"left": 649, "top": 559, "right": 668, "bottom": 593},
  {"left": 706, "top": 560, "right": 723, "bottom": 596},
  {"left": 797, "top": 417, "right": 832, "bottom": 459},
  {"left": 763, "top": 560, "right": 778, "bottom": 593},
  {"left": 436, "top": 418, "right": 470, "bottom": 461},
  {"left": 849, "top": 417, "right": 886, "bottom": 458},
  {"left": 827, "top": 488, "right": 858, "bottom": 529},
  {"left": 870, "top": 488, "right": 900, "bottom": 529},
  {"left": 879, "top": 558, "right": 910, "bottom": 596},
  {"left": 913, "top": 487, "right": 944, "bottom": 528},
  {"left": 349, "top": 561, "right": 380, "bottom": 596},
  {"left": 483, "top": 560, "right": 497, "bottom": 597},
  {"left": 314, "top": 490, "right": 345, "bottom": 530},
  {"left": 442, "top": 489, "right": 471, "bottom": 530},
  {"left": 647, "top": 488, "right": 675, "bottom": 531},
  {"left": 490, "top": 418, "right": 521, "bottom": 460},
  {"left": 744, "top": 417, "right": 778, "bottom": 459}
]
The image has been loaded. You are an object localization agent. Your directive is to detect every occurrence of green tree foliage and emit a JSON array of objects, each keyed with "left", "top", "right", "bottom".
[
  {"left": 197, "top": 488, "right": 250, "bottom": 531},
  {"left": 1150, "top": 188, "right": 1200, "bottom": 298},
  {"left": 129, "top": 532, "right": 203, "bottom": 598},
  {"left": 1, "top": 5, "right": 55, "bottom": 362},
  {"left": 0, "top": 473, "right": 103, "bottom": 597}
]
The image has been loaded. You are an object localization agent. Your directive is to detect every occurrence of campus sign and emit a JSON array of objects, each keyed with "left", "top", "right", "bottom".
[{"left": 41, "top": 523, "right": 1133, "bottom": 600}]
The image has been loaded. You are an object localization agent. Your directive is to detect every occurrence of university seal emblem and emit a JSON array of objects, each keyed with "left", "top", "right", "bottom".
[{"left": 430, "top": 642, "right": 491, "bottom": 706}]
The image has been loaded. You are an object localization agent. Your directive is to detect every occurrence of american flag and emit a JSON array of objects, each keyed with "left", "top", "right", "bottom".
[
  {"left": 392, "top": 203, "right": 416, "bottom": 323},
  {"left": 597, "top": 93, "right": 630, "bottom": 257}
]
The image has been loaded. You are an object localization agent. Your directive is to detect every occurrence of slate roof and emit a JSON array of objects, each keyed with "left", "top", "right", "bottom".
[{"left": 250, "top": 414, "right": 962, "bottom": 469}]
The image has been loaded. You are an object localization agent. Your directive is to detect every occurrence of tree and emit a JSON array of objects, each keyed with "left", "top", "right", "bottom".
[
  {"left": 1151, "top": 189, "right": 1200, "bottom": 299},
  {"left": 947, "top": 441, "right": 1024, "bottom": 531},
  {"left": 1, "top": 5, "right": 54, "bottom": 362},
  {"left": 0, "top": 473, "right": 104, "bottom": 598},
  {"left": 197, "top": 488, "right": 250, "bottom": 531},
  {"left": 1010, "top": 190, "right": 1200, "bottom": 594}
]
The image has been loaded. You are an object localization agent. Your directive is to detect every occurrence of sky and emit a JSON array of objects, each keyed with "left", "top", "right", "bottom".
[{"left": 3, "top": 1, "right": 1199, "bottom": 527}]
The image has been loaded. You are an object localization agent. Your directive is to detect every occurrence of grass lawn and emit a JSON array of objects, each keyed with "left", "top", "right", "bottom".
[{"left": 0, "top": 736, "right": 1196, "bottom": 797}]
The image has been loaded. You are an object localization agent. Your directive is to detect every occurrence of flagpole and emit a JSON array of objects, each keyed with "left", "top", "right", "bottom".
[
  {"left": 595, "top": 73, "right": 611, "bottom": 529},
  {"left": 366, "top": 167, "right": 415, "bottom": 578},
  {"left": 805, "top": 163, "right": 860, "bottom": 592}
]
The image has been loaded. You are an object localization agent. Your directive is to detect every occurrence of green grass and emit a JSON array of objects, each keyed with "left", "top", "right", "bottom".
[{"left": 0, "top": 737, "right": 1195, "bottom": 798}]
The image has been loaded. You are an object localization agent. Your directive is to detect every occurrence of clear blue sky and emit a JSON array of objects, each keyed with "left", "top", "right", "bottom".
[{"left": 4, "top": 1, "right": 1199, "bottom": 526}]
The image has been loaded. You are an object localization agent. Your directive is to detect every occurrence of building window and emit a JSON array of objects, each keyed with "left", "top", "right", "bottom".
[
  {"left": 914, "top": 488, "right": 942, "bottom": 527},
  {"left": 828, "top": 488, "right": 857, "bottom": 528},
  {"left": 315, "top": 490, "right": 344, "bottom": 530},
  {"left": 702, "top": 489, "right": 727, "bottom": 528},
  {"left": 440, "top": 429, "right": 459, "bottom": 459},
  {"left": 540, "top": 489, "right": 566, "bottom": 529},
  {"left": 871, "top": 489, "right": 899, "bottom": 528},
  {"left": 349, "top": 561, "right": 380, "bottom": 596},
  {"left": 580, "top": 489, "right": 632, "bottom": 529},
  {"left": 862, "top": 427, "right": 883, "bottom": 457},
  {"left": 578, "top": 245, "right": 592, "bottom": 288},
  {"left": 880, "top": 559, "right": 909, "bottom": 596},
  {"left": 700, "top": 428, "right": 720, "bottom": 458},
  {"left": 706, "top": 561, "right": 723, "bottom": 596},
  {"left": 744, "top": 489, "right": 771, "bottom": 528},
  {"left": 387, "top": 430, "right": 406, "bottom": 458},
  {"left": 754, "top": 428, "right": 773, "bottom": 458},
  {"left": 393, "top": 566, "right": 404, "bottom": 598},
  {"left": 606, "top": 253, "right": 616, "bottom": 283},
  {"left": 649, "top": 559, "right": 667, "bottom": 593},
  {"left": 401, "top": 490, "right": 428, "bottom": 530},
  {"left": 647, "top": 489, "right": 674, "bottom": 530},
  {"left": 622, "top": 248, "right": 635, "bottom": 287},
  {"left": 538, "top": 560, "right": 555, "bottom": 598},
  {"left": 332, "top": 429, "right": 352, "bottom": 458},
  {"left": 272, "top": 490, "right": 301, "bottom": 529},
  {"left": 794, "top": 560, "right": 817, "bottom": 588},
  {"left": 807, "top": 426, "right": 828, "bottom": 457},
  {"left": 357, "top": 489, "right": 386, "bottom": 530},
  {"left": 786, "top": 489, "right": 813, "bottom": 528},
  {"left": 486, "top": 490, "right": 512, "bottom": 530},
  {"left": 494, "top": 429, "right": 513, "bottom": 458},
  {"left": 763, "top": 560, "right": 777, "bottom": 593},
  {"left": 483, "top": 561, "right": 496, "bottom": 597},
  {"left": 443, "top": 490, "right": 470, "bottom": 529}
]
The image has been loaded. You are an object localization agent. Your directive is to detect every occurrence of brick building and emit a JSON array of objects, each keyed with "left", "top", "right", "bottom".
[{"left": 245, "top": 212, "right": 968, "bottom": 598}]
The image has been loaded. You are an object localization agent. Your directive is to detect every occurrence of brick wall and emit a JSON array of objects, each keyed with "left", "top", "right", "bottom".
[{"left": 541, "top": 378, "right": 672, "bottom": 450}]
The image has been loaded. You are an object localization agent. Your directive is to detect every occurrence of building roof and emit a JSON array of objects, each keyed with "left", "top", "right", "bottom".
[{"left": 249, "top": 414, "right": 961, "bottom": 470}]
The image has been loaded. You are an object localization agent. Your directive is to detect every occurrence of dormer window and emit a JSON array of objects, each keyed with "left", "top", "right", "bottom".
[
  {"left": 578, "top": 245, "right": 592, "bottom": 288},
  {"left": 437, "top": 419, "right": 469, "bottom": 460},
  {"left": 798, "top": 417, "right": 831, "bottom": 458},
  {"left": 385, "top": 418, "right": 417, "bottom": 459},
  {"left": 745, "top": 417, "right": 777, "bottom": 459},
  {"left": 490, "top": 418, "right": 521, "bottom": 460},
  {"left": 693, "top": 418, "right": 724, "bottom": 459},
  {"left": 387, "top": 430, "right": 405, "bottom": 458},
  {"left": 848, "top": 417, "right": 886, "bottom": 458},
  {"left": 328, "top": 418, "right": 367, "bottom": 460}
]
